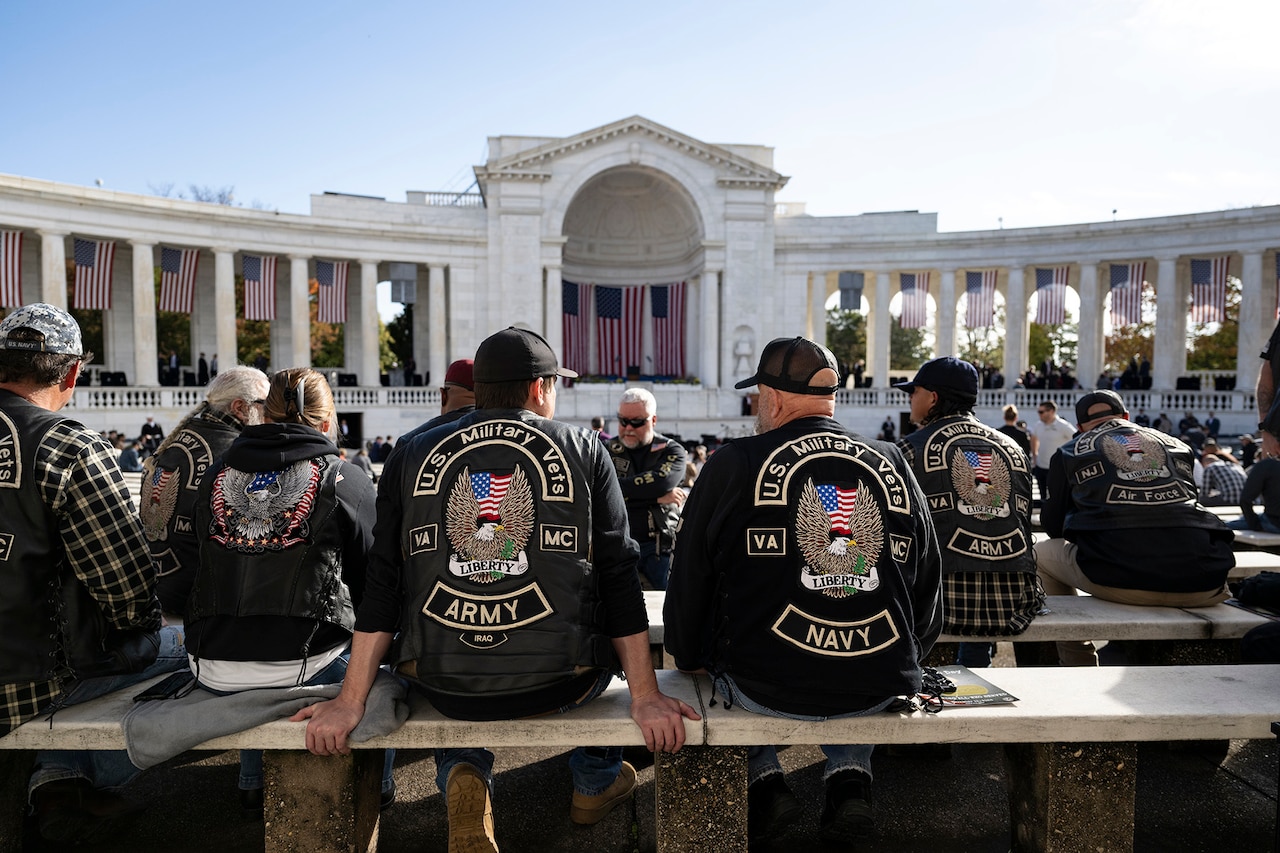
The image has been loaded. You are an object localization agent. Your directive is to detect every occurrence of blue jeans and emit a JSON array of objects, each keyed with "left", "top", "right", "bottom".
[
  {"left": 637, "top": 539, "right": 672, "bottom": 590},
  {"left": 204, "top": 653, "right": 396, "bottom": 795},
  {"left": 956, "top": 642, "right": 995, "bottom": 668},
  {"left": 1227, "top": 514, "right": 1280, "bottom": 533},
  {"left": 434, "top": 669, "right": 621, "bottom": 797},
  {"left": 28, "top": 625, "right": 188, "bottom": 800},
  {"left": 714, "top": 674, "right": 891, "bottom": 785}
]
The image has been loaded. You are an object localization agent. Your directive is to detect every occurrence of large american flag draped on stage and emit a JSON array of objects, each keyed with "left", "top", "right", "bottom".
[
  {"left": 1108, "top": 262, "right": 1145, "bottom": 328},
  {"left": 73, "top": 238, "right": 115, "bottom": 310},
  {"left": 595, "top": 285, "right": 643, "bottom": 376},
  {"left": 1190, "top": 256, "right": 1229, "bottom": 324},
  {"left": 242, "top": 255, "right": 277, "bottom": 321},
  {"left": 158, "top": 247, "right": 199, "bottom": 314},
  {"left": 899, "top": 272, "right": 929, "bottom": 329},
  {"left": 0, "top": 230, "right": 21, "bottom": 307},
  {"left": 1033, "top": 266, "right": 1069, "bottom": 325},
  {"left": 561, "top": 280, "right": 591, "bottom": 376},
  {"left": 651, "top": 281, "right": 686, "bottom": 376},
  {"left": 315, "top": 260, "right": 348, "bottom": 324},
  {"left": 964, "top": 270, "right": 997, "bottom": 328}
]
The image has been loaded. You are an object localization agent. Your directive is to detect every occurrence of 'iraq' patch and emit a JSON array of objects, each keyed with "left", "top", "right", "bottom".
[{"left": 422, "top": 579, "right": 554, "bottom": 648}]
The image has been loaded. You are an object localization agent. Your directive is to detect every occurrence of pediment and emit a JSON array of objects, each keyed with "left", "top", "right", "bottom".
[{"left": 476, "top": 116, "right": 789, "bottom": 190}]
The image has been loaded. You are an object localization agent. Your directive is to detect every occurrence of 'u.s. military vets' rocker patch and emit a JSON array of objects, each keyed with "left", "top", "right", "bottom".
[
  {"left": 445, "top": 465, "right": 534, "bottom": 583},
  {"left": 795, "top": 478, "right": 883, "bottom": 598},
  {"left": 950, "top": 448, "right": 1012, "bottom": 519},
  {"left": 140, "top": 464, "right": 180, "bottom": 541},
  {"left": 209, "top": 459, "right": 321, "bottom": 551},
  {"left": 1100, "top": 431, "right": 1170, "bottom": 482}
]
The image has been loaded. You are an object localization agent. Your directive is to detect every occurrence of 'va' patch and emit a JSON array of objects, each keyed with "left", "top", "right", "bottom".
[
  {"left": 747, "top": 528, "right": 786, "bottom": 556},
  {"left": 794, "top": 478, "right": 882, "bottom": 598},
  {"left": 444, "top": 466, "right": 535, "bottom": 583}
]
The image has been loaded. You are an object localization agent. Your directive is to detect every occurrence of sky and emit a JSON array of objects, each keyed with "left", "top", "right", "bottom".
[{"left": 2, "top": 0, "right": 1277, "bottom": 238}]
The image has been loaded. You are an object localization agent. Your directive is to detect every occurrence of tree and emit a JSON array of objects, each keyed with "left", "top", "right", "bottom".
[
  {"left": 386, "top": 305, "right": 414, "bottom": 369},
  {"left": 958, "top": 303, "right": 1006, "bottom": 370},
  {"left": 1186, "top": 276, "right": 1241, "bottom": 370},
  {"left": 825, "top": 308, "right": 866, "bottom": 368},
  {"left": 1104, "top": 285, "right": 1156, "bottom": 374},
  {"left": 1028, "top": 310, "right": 1078, "bottom": 373},
  {"left": 890, "top": 322, "right": 931, "bottom": 369}
]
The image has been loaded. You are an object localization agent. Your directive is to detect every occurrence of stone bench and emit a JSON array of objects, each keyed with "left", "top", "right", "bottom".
[{"left": 2, "top": 665, "right": 1277, "bottom": 852}]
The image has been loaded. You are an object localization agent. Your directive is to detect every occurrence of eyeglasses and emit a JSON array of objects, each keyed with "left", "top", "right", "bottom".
[{"left": 617, "top": 416, "right": 651, "bottom": 428}]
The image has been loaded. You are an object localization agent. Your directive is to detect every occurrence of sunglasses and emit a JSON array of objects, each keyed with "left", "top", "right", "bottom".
[{"left": 617, "top": 416, "right": 651, "bottom": 428}]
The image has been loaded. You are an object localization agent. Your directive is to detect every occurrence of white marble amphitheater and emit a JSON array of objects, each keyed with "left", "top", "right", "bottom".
[{"left": 2, "top": 116, "right": 1279, "bottom": 443}]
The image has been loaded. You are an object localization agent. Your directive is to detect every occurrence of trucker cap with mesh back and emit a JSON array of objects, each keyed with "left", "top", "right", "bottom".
[{"left": 733, "top": 337, "right": 840, "bottom": 395}]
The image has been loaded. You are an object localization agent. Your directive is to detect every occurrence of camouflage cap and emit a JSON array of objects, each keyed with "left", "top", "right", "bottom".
[{"left": 0, "top": 303, "right": 84, "bottom": 356}]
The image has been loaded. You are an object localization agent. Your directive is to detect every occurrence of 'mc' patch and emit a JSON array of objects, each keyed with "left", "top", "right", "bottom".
[{"left": 539, "top": 524, "right": 577, "bottom": 552}]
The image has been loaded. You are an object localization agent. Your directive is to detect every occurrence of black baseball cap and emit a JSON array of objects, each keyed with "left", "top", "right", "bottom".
[
  {"left": 734, "top": 337, "right": 840, "bottom": 395},
  {"left": 473, "top": 327, "right": 578, "bottom": 384},
  {"left": 1075, "top": 390, "right": 1127, "bottom": 424},
  {"left": 893, "top": 357, "right": 978, "bottom": 398}
]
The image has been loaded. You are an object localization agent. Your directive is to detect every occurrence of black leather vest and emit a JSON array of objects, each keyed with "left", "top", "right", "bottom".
[
  {"left": 0, "top": 395, "right": 107, "bottom": 682},
  {"left": 901, "top": 415, "right": 1036, "bottom": 575},
  {"left": 141, "top": 409, "right": 240, "bottom": 616},
  {"left": 392, "top": 412, "right": 612, "bottom": 700},
  {"left": 605, "top": 433, "right": 684, "bottom": 543},
  {"left": 1057, "top": 420, "right": 1222, "bottom": 532},
  {"left": 186, "top": 454, "right": 355, "bottom": 652}
]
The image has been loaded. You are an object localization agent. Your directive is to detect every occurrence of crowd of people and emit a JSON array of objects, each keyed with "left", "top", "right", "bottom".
[{"left": 2, "top": 300, "right": 1275, "bottom": 850}]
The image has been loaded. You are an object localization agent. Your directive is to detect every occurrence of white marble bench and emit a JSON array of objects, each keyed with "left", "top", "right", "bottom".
[{"left": 2, "top": 665, "right": 1277, "bottom": 852}]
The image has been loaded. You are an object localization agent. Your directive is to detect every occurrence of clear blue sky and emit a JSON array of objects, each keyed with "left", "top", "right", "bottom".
[{"left": 2, "top": 0, "right": 1276, "bottom": 234}]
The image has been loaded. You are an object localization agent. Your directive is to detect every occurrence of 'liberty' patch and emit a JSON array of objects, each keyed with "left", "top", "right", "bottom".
[
  {"left": 445, "top": 465, "right": 534, "bottom": 583},
  {"left": 950, "top": 449, "right": 1012, "bottom": 520},
  {"left": 795, "top": 478, "right": 882, "bottom": 598}
]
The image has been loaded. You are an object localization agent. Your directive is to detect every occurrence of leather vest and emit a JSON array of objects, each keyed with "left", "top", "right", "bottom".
[
  {"left": 0, "top": 395, "right": 108, "bottom": 682},
  {"left": 186, "top": 454, "right": 355, "bottom": 654},
  {"left": 605, "top": 433, "right": 683, "bottom": 544},
  {"left": 901, "top": 415, "right": 1036, "bottom": 575},
  {"left": 141, "top": 409, "right": 241, "bottom": 616},
  {"left": 393, "top": 411, "right": 612, "bottom": 700},
  {"left": 1057, "top": 420, "right": 1222, "bottom": 532}
]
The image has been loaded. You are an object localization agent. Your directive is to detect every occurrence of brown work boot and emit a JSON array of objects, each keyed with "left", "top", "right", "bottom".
[
  {"left": 569, "top": 761, "right": 636, "bottom": 825},
  {"left": 446, "top": 764, "right": 498, "bottom": 853}
]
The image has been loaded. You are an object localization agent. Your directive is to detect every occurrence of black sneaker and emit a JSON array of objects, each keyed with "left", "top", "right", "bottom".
[
  {"left": 380, "top": 780, "right": 397, "bottom": 811},
  {"left": 747, "top": 774, "right": 802, "bottom": 841},
  {"left": 239, "top": 786, "right": 264, "bottom": 821},
  {"left": 820, "top": 769, "right": 874, "bottom": 843}
]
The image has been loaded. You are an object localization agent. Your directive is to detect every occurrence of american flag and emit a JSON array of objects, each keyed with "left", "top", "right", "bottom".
[
  {"left": 1190, "top": 256, "right": 1229, "bottom": 324},
  {"left": 1116, "top": 433, "right": 1143, "bottom": 455},
  {"left": 651, "top": 281, "right": 686, "bottom": 376},
  {"left": 1109, "top": 262, "right": 1145, "bottom": 328},
  {"left": 242, "top": 255, "right": 276, "bottom": 321},
  {"left": 816, "top": 483, "right": 857, "bottom": 535},
  {"left": 562, "top": 280, "right": 591, "bottom": 376},
  {"left": 73, "top": 238, "right": 115, "bottom": 310},
  {"left": 595, "top": 285, "right": 643, "bottom": 376},
  {"left": 963, "top": 450, "right": 993, "bottom": 485},
  {"left": 158, "top": 247, "right": 199, "bottom": 314},
  {"left": 1033, "top": 266, "right": 1069, "bottom": 325},
  {"left": 899, "top": 272, "right": 929, "bottom": 329},
  {"left": 964, "top": 270, "right": 997, "bottom": 328},
  {"left": 470, "top": 472, "right": 512, "bottom": 523},
  {"left": 0, "top": 230, "right": 21, "bottom": 307},
  {"left": 316, "top": 260, "right": 348, "bottom": 324}
]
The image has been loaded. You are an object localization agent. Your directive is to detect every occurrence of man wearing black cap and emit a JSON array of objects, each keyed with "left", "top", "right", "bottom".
[
  {"left": 0, "top": 304, "right": 186, "bottom": 843},
  {"left": 895, "top": 357, "right": 1042, "bottom": 668},
  {"left": 1034, "top": 389, "right": 1234, "bottom": 665},
  {"left": 665, "top": 336, "right": 941, "bottom": 845},
  {"left": 298, "top": 327, "right": 697, "bottom": 852}
]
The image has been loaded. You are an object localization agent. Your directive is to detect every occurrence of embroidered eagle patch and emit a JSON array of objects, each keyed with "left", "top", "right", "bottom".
[
  {"left": 795, "top": 478, "right": 883, "bottom": 598},
  {"left": 139, "top": 461, "right": 180, "bottom": 542},
  {"left": 209, "top": 459, "right": 321, "bottom": 551},
  {"left": 950, "top": 448, "right": 1012, "bottom": 520},
  {"left": 445, "top": 465, "right": 535, "bottom": 583},
  {"left": 1100, "top": 431, "right": 1169, "bottom": 482}
]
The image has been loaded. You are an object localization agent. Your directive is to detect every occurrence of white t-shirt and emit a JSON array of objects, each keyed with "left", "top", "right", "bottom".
[
  {"left": 1028, "top": 416, "right": 1076, "bottom": 468},
  {"left": 191, "top": 642, "right": 346, "bottom": 693}
]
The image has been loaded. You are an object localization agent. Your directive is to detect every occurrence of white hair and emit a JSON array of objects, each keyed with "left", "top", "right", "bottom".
[{"left": 619, "top": 387, "right": 657, "bottom": 415}]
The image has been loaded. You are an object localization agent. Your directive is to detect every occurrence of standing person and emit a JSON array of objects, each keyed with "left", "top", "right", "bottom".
[
  {"left": 140, "top": 415, "right": 165, "bottom": 454},
  {"left": 879, "top": 415, "right": 896, "bottom": 442},
  {"left": 168, "top": 350, "right": 179, "bottom": 385},
  {"left": 209, "top": 352, "right": 218, "bottom": 378},
  {"left": 606, "top": 388, "right": 688, "bottom": 590},
  {"left": 998, "top": 404, "right": 1032, "bottom": 459},
  {"left": 140, "top": 366, "right": 270, "bottom": 617},
  {"left": 1240, "top": 434, "right": 1258, "bottom": 468},
  {"left": 0, "top": 304, "right": 186, "bottom": 844},
  {"left": 1034, "top": 391, "right": 1234, "bottom": 665},
  {"left": 1027, "top": 399, "right": 1074, "bottom": 503},
  {"left": 590, "top": 415, "right": 610, "bottom": 441},
  {"left": 296, "top": 327, "right": 696, "bottom": 852},
  {"left": 185, "top": 367, "right": 394, "bottom": 815},
  {"left": 1205, "top": 411, "right": 1221, "bottom": 439},
  {"left": 895, "top": 358, "right": 1042, "bottom": 668},
  {"left": 197, "top": 352, "right": 209, "bottom": 386},
  {"left": 665, "top": 337, "right": 941, "bottom": 845},
  {"left": 1257, "top": 318, "right": 1280, "bottom": 460},
  {"left": 1133, "top": 408, "right": 1151, "bottom": 428}
]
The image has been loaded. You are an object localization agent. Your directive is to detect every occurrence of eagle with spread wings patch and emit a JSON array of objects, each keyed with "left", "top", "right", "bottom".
[
  {"left": 213, "top": 459, "right": 320, "bottom": 549},
  {"left": 795, "top": 478, "right": 884, "bottom": 599},
  {"left": 139, "top": 460, "right": 180, "bottom": 542},
  {"left": 950, "top": 448, "right": 1012, "bottom": 519},
  {"left": 1099, "top": 430, "right": 1168, "bottom": 482},
  {"left": 446, "top": 465, "right": 535, "bottom": 580}
]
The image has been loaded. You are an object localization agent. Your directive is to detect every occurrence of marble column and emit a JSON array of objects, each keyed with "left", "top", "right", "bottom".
[
  {"left": 809, "top": 271, "right": 827, "bottom": 344},
  {"left": 701, "top": 270, "right": 720, "bottom": 387},
  {"left": 1003, "top": 265, "right": 1027, "bottom": 386},
  {"left": 937, "top": 268, "right": 957, "bottom": 357},
  {"left": 130, "top": 241, "right": 158, "bottom": 386},
  {"left": 212, "top": 248, "right": 236, "bottom": 375},
  {"left": 871, "top": 271, "right": 891, "bottom": 387},
  {"left": 282, "top": 256, "right": 309, "bottom": 369},
  {"left": 428, "top": 265, "right": 447, "bottom": 385},
  {"left": 358, "top": 260, "right": 380, "bottom": 386},
  {"left": 1237, "top": 251, "right": 1265, "bottom": 389},
  {"left": 1153, "top": 256, "right": 1182, "bottom": 390},
  {"left": 544, "top": 265, "right": 563, "bottom": 357},
  {"left": 38, "top": 231, "right": 66, "bottom": 307},
  {"left": 1076, "top": 262, "right": 1103, "bottom": 388}
]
